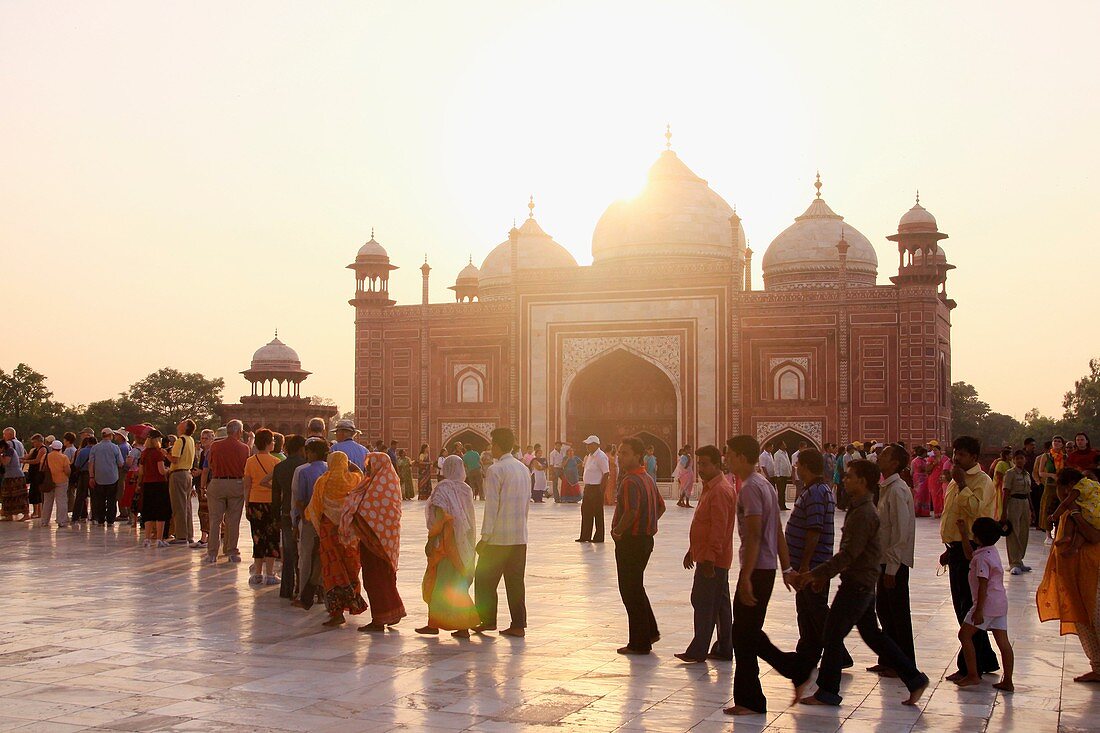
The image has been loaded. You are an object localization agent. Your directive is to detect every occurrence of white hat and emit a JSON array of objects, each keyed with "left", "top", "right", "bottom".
[
  {"left": 333, "top": 418, "right": 360, "bottom": 434},
  {"left": 50, "top": 440, "right": 63, "bottom": 451},
  {"left": 583, "top": 435, "right": 601, "bottom": 445}
]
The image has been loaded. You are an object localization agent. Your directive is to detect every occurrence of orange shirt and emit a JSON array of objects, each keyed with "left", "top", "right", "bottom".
[
  {"left": 689, "top": 473, "right": 737, "bottom": 569},
  {"left": 244, "top": 453, "right": 278, "bottom": 503},
  {"left": 45, "top": 451, "right": 71, "bottom": 484}
]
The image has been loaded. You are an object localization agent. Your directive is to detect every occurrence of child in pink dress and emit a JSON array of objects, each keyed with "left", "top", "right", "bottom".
[{"left": 956, "top": 517, "right": 1015, "bottom": 691}]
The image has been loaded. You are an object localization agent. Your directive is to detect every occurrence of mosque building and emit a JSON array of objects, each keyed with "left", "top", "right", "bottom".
[{"left": 348, "top": 132, "right": 954, "bottom": 476}]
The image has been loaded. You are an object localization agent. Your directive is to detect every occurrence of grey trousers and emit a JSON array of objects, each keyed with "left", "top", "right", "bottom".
[
  {"left": 41, "top": 484, "right": 69, "bottom": 526},
  {"left": 280, "top": 525, "right": 298, "bottom": 598},
  {"left": 206, "top": 479, "right": 244, "bottom": 560},
  {"left": 169, "top": 470, "right": 194, "bottom": 542},
  {"left": 1005, "top": 496, "right": 1031, "bottom": 568},
  {"left": 297, "top": 520, "right": 321, "bottom": 599}
]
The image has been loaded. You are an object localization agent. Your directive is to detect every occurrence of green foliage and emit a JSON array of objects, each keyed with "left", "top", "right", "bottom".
[
  {"left": 1063, "top": 358, "right": 1100, "bottom": 437},
  {"left": 124, "top": 368, "right": 224, "bottom": 429}
]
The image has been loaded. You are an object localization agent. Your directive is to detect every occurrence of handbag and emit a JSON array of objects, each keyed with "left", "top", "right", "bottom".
[{"left": 40, "top": 453, "right": 56, "bottom": 492}]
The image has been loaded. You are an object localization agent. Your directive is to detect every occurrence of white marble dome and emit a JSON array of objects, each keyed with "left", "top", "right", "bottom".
[
  {"left": 250, "top": 336, "right": 302, "bottom": 372},
  {"left": 356, "top": 235, "right": 389, "bottom": 262},
  {"left": 762, "top": 178, "right": 878, "bottom": 290},
  {"left": 479, "top": 215, "right": 578, "bottom": 299},
  {"left": 592, "top": 149, "right": 745, "bottom": 264},
  {"left": 898, "top": 200, "right": 938, "bottom": 233},
  {"left": 455, "top": 261, "right": 480, "bottom": 284}
]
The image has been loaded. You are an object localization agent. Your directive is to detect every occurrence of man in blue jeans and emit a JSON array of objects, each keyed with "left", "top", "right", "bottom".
[{"left": 794, "top": 459, "right": 928, "bottom": 707}]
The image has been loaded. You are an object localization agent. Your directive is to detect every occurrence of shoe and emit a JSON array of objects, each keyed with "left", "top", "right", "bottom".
[
  {"left": 1021, "top": 565, "right": 1032, "bottom": 572},
  {"left": 500, "top": 627, "right": 525, "bottom": 638},
  {"left": 591, "top": 539, "right": 605, "bottom": 543},
  {"left": 708, "top": 652, "right": 732, "bottom": 661},
  {"left": 168, "top": 538, "right": 189, "bottom": 545},
  {"left": 203, "top": 555, "right": 217, "bottom": 564},
  {"left": 415, "top": 626, "right": 439, "bottom": 635},
  {"left": 249, "top": 574, "right": 263, "bottom": 586},
  {"left": 575, "top": 538, "right": 589, "bottom": 543},
  {"left": 675, "top": 653, "right": 706, "bottom": 664},
  {"left": 617, "top": 646, "right": 649, "bottom": 655},
  {"left": 452, "top": 629, "right": 471, "bottom": 638},
  {"left": 264, "top": 576, "right": 280, "bottom": 586},
  {"left": 228, "top": 555, "right": 242, "bottom": 563},
  {"left": 1010, "top": 566, "right": 1023, "bottom": 576},
  {"left": 189, "top": 540, "right": 208, "bottom": 549},
  {"left": 357, "top": 622, "right": 387, "bottom": 633},
  {"left": 142, "top": 539, "right": 152, "bottom": 548},
  {"left": 156, "top": 540, "right": 170, "bottom": 548}
]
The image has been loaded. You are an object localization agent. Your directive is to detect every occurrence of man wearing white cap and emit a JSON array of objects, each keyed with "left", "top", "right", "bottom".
[
  {"left": 331, "top": 418, "right": 367, "bottom": 471},
  {"left": 41, "top": 440, "right": 71, "bottom": 527},
  {"left": 577, "top": 435, "right": 610, "bottom": 543}
]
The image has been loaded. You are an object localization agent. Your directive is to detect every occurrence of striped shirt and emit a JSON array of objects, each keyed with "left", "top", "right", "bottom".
[
  {"left": 612, "top": 467, "right": 665, "bottom": 536},
  {"left": 785, "top": 480, "right": 835, "bottom": 570}
]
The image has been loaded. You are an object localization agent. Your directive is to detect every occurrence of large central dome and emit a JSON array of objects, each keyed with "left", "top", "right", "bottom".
[{"left": 592, "top": 144, "right": 745, "bottom": 265}]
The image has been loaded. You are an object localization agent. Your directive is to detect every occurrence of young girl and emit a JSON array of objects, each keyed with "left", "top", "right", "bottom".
[
  {"left": 676, "top": 446, "right": 695, "bottom": 508},
  {"left": 1051, "top": 467, "right": 1100, "bottom": 556},
  {"left": 956, "top": 517, "right": 1014, "bottom": 691}
]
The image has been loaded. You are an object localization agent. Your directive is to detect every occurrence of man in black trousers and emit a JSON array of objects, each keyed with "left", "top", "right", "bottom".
[
  {"left": 576, "top": 435, "right": 609, "bottom": 543},
  {"left": 611, "top": 436, "right": 666, "bottom": 655}
]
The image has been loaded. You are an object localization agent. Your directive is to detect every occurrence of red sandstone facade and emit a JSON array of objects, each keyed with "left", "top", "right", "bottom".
[{"left": 349, "top": 143, "right": 953, "bottom": 474}]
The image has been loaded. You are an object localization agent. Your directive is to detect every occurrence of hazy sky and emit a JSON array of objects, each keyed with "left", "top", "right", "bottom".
[{"left": 3, "top": 1, "right": 1098, "bottom": 420}]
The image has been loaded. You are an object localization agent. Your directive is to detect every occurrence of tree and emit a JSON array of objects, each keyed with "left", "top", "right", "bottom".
[
  {"left": 1063, "top": 357, "right": 1100, "bottom": 437},
  {"left": 951, "top": 381, "right": 991, "bottom": 440},
  {"left": 0, "top": 363, "right": 53, "bottom": 420},
  {"left": 125, "top": 368, "right": 225, "bottom": 429}
]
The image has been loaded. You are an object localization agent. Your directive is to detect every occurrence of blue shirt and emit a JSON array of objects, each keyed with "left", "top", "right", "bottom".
[
  {"left": 89, "top": 440, "right": 124, "bottom": 485},
  {"left": 644, "top": 454, "right": 657, "bottom": 480},
  {"left": 291, "top": 460, "right": 328, "bottom": 524},
  {"left": 74, "top": 445, "right": 92, "bottom": 471},
  {"left": 785, "top": 480, "right": 836, "bottom": 570},
  {"left": 331, "top": 439, "right": 367, "bottom": 471},
  {"left": 116, "top": 441, "right": 130, "bottom": 460},
  {"left": 3, "top": 439, "right": 24, "bottom": 478},
  {"left": 463, "top": 449, "right": 482, "bottom": 472}
]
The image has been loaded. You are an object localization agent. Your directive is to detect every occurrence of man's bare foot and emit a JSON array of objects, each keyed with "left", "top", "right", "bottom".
[
  {"left": 723, "top": 705, "right": 765, "bottom": 715},
  {"left": 945, "top": 671, "right": 965, "bottom": 682},
  {"left": 322, "top": 615, "right": 345, "bottom": 627},
  {"left": 415, "top": 626, "right": 439, "bottom": 635},
  {"left": 903, "top": 681, "right": 929, "bottom": 705},
  {"left": 993, "top": 681, "right": 1014, "bottom": 692},
  {"left": 452, "top": 629, "right": 470, "bottom": 638},
  {"left": 793, "top": 679, "right": 812, "bottom": 705},
  {"left": 799, "top": 696, "right": 831, "bottom": 706},
  {"left": 954, "top": 676, "right": 982, "bottom": 688},
  {"left": 1073, "top": 671, "right": 1100, "bottom": 683}
]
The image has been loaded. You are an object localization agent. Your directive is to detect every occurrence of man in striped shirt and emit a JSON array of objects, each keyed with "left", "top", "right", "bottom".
[{"left": 611, "top": 436, "right": 666, "bottom": 655}]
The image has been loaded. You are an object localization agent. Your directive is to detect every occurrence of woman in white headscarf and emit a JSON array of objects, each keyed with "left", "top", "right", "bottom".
[{"left": 415, "top": 455, "right": 480, "bottom": 637}]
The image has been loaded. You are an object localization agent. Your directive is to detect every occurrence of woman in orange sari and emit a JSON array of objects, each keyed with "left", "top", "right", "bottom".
[
  {"left": 1037, "top": 495, "right": 1100, "bottom": 682},
  {"left": 416, "top": 455, "right": 479, "bottom": 637},
  {"left": 341, "top": 452, "right": 406, "bottom": 633},
  {"left": 306, "top": 451, "right": 368, "bottom": 628}
]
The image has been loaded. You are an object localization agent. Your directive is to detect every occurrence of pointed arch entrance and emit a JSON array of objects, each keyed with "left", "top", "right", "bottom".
[
  {"left": 446, "top": 429, "right": 489, "bottom": 455},
  {"left": 564, "top": 349, "right": 677, "bottom": 478}
]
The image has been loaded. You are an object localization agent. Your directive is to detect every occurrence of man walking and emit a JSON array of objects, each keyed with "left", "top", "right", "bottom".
[
  {"left": 772, "top": 441, "right": 792, "bottom": 510},
  {"left": 474, "top": 427, "right": 530, "bottom": 637},
  {"left": 794, "top": 459, "right": 929, "bottom": 707},
  {"left": 723, "top": 435, "right": 790, "bottom": 716},
  {"left": 611, "top": 437, "right": 666, "bottom": 655},
  {"left": 644, "top": 445, "right": 658, "bottom": 483},
  {"left": 205, "top": 419, "right": 250, "bottom": 564},
  {"left": 87, "top": 428, "right": 124, "bottom": 525},
  {"left": 872, "top": 444, "right": 916, "bottom": 675},
  {"left": 577, "top": 435, "right": 610, "bottom": 543},
  {"left": 331, "top": 419, "right": 367, "bottom": 471},
  {"left": 167, "top": 419, "right": 198, "bottom": 545},
  {"left": 676, "top": 444, "right": 733, "bottom": 663},
  {"left": 1003, "top": 450, "right": 1033, "bottom": 575}
]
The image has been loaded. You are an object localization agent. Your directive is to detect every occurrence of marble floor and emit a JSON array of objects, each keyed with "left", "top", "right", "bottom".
[{"left": 0, "top": 498, "right": 1096, "bottom": 733}]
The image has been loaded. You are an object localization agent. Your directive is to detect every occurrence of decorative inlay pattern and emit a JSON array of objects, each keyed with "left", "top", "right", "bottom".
[
  {"left": 452, "top": 363, "right": 486, "bottom": 378},
  {"left": 440, "top": 422, "right": 496, "bottom": 447},
  {"left": 768, "top": 356, "right": 809, "bottom": 371},
  {"left": 561, "top": 335, "right": 681, "bottom": 385},
  {"left": 755, "top": 421, "right": 823, "bottom": 446}
]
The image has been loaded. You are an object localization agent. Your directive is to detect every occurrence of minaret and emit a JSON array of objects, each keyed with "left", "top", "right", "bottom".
[
  {"left": 420, "top": 256, "right": 431, "bottom": 306},
  {"left": 348, "top": 230, "right": 396, "bottom": 439},
  {"left": 419, "top": 255, "right": 431, "bottom": 446},
  {"left": 836, "top": 227, "right": 850, "bottom": 447}
]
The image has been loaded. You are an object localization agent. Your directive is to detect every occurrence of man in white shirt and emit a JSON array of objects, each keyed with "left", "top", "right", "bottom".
[
  {"left": 549, "top": 442, "right": 564, "bottom": 503},
  {"left": 474, "top": 427, "right": 530, "bottom": 638},
  {"left": 772, "top": 442, "right": 792, "bottom": 511},
  {"left": 577, "top": 435, "right": 610, "bottom": 543},
  {"left": 758, "top": 443, "right": 775, "bottom": 480},
  {"left": 872, "top": 444, "right": 916, "bottom": 676}
]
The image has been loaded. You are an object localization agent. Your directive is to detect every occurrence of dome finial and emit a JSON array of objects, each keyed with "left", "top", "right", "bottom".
[
  {"left": 665, "top": 123, "right": 672, "bottom": 151},
  {"left": 468, "top": 254, "right": 472, "bottom": 265},
  {"left": 274, "top": 327, "right": 278, "bottom": 340},
  {"left": 370, "top": 226, "right": 375, "bottom": 240},
  {"left": 814, "top": 171, "right": 822, "bottom": 199},
  {"left": 528, "top": 195, "right": 535, "bottom": 219},
  {"left": 915, "top": 189, "right": 920, "bottom": 205}
]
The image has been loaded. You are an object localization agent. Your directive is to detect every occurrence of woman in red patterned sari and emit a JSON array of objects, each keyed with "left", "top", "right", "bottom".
[
  {"left": 306, "top": 451, "right": 367, "bottom": 628},
  {"left": 341, "top": 452, "right": 406, "bottom": 632}
]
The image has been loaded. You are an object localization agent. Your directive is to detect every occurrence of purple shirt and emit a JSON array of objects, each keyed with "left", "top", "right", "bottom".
[{"left": 737, "top": 472, "right": 779, "bottom": 570}]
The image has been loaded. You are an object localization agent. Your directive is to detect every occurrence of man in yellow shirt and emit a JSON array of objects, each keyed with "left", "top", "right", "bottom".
[{"left": 939, "top": 435, "right": 999, "bottom": 681}]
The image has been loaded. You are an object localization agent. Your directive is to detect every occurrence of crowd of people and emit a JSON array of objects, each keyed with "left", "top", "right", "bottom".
[{"left": 2, "top": 417, "right": 1100, "bottom": 712}]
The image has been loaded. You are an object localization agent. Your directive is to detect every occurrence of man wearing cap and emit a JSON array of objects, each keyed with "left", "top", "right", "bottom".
[
  {"left": 331, "top": 419, "right": 367, "bottom": 471},
  {"left": 167, "top": 419, "right": 198, "bottom": 545},
  {"left": 88, "top": 428, "right": 124, "bottom": 525},
  {"left": 577, "top": 435, "right": 611, "bottom": 543},
  {"left": 41, "top": 440, "right": 71, "bottom": 528},
  {"left": 205, "top": 419, "right": 250, "bottom": 563}
]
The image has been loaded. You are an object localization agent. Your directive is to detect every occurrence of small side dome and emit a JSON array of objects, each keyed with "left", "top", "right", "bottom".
[
  {"left": 250, "top": 335, "right": 302, "bottom": 372},
  {"left": 455, "top": 261, "right": 480, "bottom": 284},
  {"left": 898, "top": 194, "right": 938, "bottom": 233},
  {"left": 480, "top": 201, "right": 578, "bottom": 300},
  {"left": 356, "top": 230, "right": 390, "bottom": 262}
]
